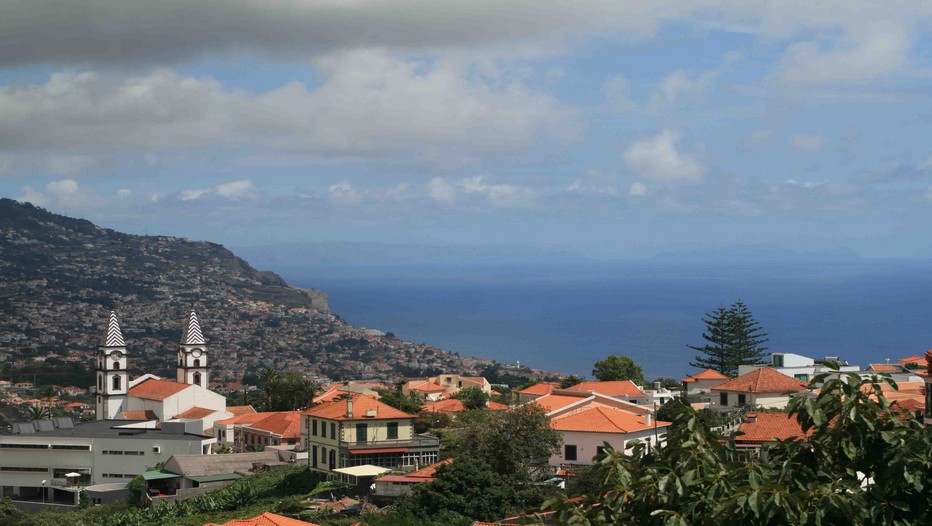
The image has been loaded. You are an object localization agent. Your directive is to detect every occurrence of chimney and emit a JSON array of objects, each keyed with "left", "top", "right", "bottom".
[
  {"left": 653, "top": 381, "right": 661, "bottom": 391},
  {"left": 745, "top": 412, "right": 758, "bottom": 423},
  {"left": 346, "top": 397, "right": 353, "bottom": 418},
  {"left": 645, "top": 412, "right": 652, "bottom": 425}
]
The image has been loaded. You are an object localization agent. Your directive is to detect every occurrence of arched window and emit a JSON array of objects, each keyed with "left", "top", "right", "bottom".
[
  {"left": 113, "top": 362, "right": 121, "bottom": 370},
  {"left": 97, "top": 375, "right": 102, "bottom": 391},
  {"left": 193, "top": 372, "right": 201, "bottom": 386},
  {"left": 112, "top": 375, "right": 121, "bottom": 390},
  {"left": 193, "top": 359, "right": 200, "bottom": 368}
]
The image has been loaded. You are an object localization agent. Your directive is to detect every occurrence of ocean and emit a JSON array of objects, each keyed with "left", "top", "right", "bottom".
[{"left": 285, "top": 260, "right": 932, "bottom": 379}]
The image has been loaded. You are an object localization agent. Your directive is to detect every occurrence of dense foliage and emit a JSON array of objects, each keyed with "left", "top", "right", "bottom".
[
  {"left": 452, "top": 386, "right": 490, "bottom": 409},
  {"left": 552, "top": 371, "right": 931, "bottom": 525},
  {"left": 256, "top": 368, "right": 317, "bottom": 411},
  {"left": 592, "top": 355, "right": 645, "bottom": 384},
  {"left": 688, "top": 301, "right": 769, "bottom": 376}
]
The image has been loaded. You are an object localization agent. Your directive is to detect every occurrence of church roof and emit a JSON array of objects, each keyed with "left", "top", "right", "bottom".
[
  {"left": 174, "top": 407, "right": 217, "bottom": 420},
  {"left": 129, "top": 378, "right": 192, "bottom": 401},
  {"left": 181, "top": 310, "right": 206, "bottom": 345},
  {"left": 101, "top": 311, "right": 125, "bottom": 347}
]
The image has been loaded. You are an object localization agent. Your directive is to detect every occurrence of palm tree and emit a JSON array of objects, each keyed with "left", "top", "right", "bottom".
[
  {"left": 39, "top": 385, "right": 58, "bottom": 416},
  {"left": 289, "top": 378, "right": 318, "bottom": 410},
  {"left": 26, "top": 404, "right": 49, "bottom": 420},
  {"left": 257, "top": 367, "right": 279, "bottom": 411}
]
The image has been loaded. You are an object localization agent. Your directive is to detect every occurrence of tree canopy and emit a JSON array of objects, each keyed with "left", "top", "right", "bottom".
[
  {"left": 551, "top": 370, "right": 932, "bottom": 525},
  {"left": 592, "top": 354, "right": 645, "bottom": 384},
  {"left": 688, "top": 300, "right": 768, "bottom": 376},
  {"left": 453, "top": 386, "right": 490, "bottom": 410}
]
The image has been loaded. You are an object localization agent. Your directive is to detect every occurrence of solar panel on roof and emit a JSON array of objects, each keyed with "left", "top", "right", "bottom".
[
  {"left": 35, "top": 420, "right": 55, "bottom": 432},
  {"left": 52, "top": 417, "right": 74, "bottom": 429},
  {"left": 13, "top": 422, "right": 36, "bottom": 434}
]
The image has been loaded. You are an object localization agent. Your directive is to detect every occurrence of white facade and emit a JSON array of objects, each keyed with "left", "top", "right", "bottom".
[
  {"left": 95, "top": 311, "right": 128, "bottom": 420},
  {"left": 549, "top": 427, "right": 666, "bottom": 466}
]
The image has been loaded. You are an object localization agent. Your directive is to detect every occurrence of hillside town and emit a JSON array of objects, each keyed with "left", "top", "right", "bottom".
[{"left": 0, "top": 307, "right": 929, "bottom": 525}]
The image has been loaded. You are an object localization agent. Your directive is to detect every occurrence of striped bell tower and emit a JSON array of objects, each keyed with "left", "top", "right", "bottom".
[
  {"left": 96, "top": 311, "right": 128, "bottom": 420},
  {"left": 176, "top": 311, "right": 208, "bottom": 388}
]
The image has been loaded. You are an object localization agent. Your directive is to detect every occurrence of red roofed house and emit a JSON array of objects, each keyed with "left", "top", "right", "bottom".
[
  {"left": 529, "top": 389, "right": 650, "bottom": 416},
  {"left": 401, "top": 380, "right": 448, "bottom": 402},
  {"left": 302, "top": 394, "right": 440, "bottom": 475},
  {"left": 733, "top": 412, "right": 811, "bottom": 454},
  {"left": 402, "top": 374, "right": 492, "bottom": 401},
  {"left": 898, "top": 355, "right": 927, "bottom": 369},
  {"left": 205, "top": 511, "right": 319, "bottom": 526},
  {"left": 681, "top": 368, "right": 730, "bottom": 395},
  {"left": 710, "top": 368, "right": 808, "bottom": 411},
  {"left": 566, "top": 380, "right": 646, "bottom": 404},
  {"left": 372, "top": 458, "right": 453, "bottom": 499},
  {"left": 548, "top": 400, "right": 670, "bottom": 466},
  {"left": 240, "top": 411, "right": 303, "bottom": 450},
  {"left": 515, "top": 382, "right": 560, "bottom": 404},
  {"left": 867, "top": 363, "right": 905, "bottom": 373}
]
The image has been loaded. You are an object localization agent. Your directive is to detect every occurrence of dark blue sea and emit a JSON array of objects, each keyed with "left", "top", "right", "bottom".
[{"left": 286, "top": 260, "right": 932, "bottom": 379}]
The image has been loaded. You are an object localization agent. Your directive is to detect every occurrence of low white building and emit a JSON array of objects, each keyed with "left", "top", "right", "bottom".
[
  {"left": 0, "top": 418, "right": 214, "bottom": 507},
  {"left": 547, "top": 402, "right": 669, "bottom": 466},
  {"left": 737, "top": 353, "right": 861, "bottom": 385}
]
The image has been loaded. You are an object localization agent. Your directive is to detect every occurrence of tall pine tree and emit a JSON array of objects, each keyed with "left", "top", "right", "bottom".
[{"left": 688, "top": 301, "right": 768, "bottom": 376}]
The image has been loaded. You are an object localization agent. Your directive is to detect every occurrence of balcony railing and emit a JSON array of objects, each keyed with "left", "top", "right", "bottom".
[{"left": 341, "top": 433, "right": 440, "bottom": 451}]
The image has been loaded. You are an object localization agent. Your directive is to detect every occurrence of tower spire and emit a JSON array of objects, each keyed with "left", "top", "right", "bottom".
[
  {"left": 102, "top": 310, "right": 125, "bottom": 347},
  {"left": 181, "top": 311, "right": 205, "bottom": 345}
]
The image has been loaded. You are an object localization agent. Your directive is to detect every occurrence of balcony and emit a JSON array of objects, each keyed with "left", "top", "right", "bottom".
[{"left": 341, "top": 433, "right": 440, "bottom": 452}]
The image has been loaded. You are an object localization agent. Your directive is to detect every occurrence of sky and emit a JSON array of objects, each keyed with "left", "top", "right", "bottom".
[{"left": 2, "top": 1, "right": 932, "bottom": 259}]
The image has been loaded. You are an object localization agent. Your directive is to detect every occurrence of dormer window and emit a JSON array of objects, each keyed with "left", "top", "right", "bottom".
[{"left": 112, "top": 375, "right": 121, "bottom": 390}]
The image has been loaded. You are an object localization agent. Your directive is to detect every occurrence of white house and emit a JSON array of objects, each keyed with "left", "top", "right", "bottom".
[
  {"left": 710, "top": 368, "right": 808, "bottom": 411},
  {"left": 547, "top": 401, "right": 669, "bottom": 466}
]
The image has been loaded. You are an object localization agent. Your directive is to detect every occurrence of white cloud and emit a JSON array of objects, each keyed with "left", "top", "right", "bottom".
[
  {"left": 17, "top": 178, "right": 98, "bottom": 209},
  {"left": 790, "top": 134, "right": 823, "bottom": 152},
  {"left": 115, "top": 188, "right": 132, "bottom": 198},
  {"left": 215, "top": 179, "right": 258, "bottom": 200},
  {"left": 623, "top": 130, "right": 704, "bottom": 182},
  {"left": 179, "top": 188, "right": 211, "bottom": 201},
  {"left": 0, "top": 52, "right": 579, "bottom": 159},
  {"left": 458, "top": 175, "right": 533, "bottom": 206},
  {"left": 647, "top": 69, "right": 715, "bottom": 112},
  {"left": 629, "top": 182, "right": 648, "bottom": 196},
  {"left": 328, "top": 181, "right": 361, "bottom": 205},
  {"left": 603, "top": 75, "right": 635, "bottom": 112},
  {"left": 427, "top": 177, "right": 456, "bottom": 204}
]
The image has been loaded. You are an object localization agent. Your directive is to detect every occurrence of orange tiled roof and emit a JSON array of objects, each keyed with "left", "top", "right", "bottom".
[
  {"left": 227, "top": 405, "right": 257, "bottom": 415},
  {"left": 408, "top": 381, "right": 447, "bottom": 393},
  {"left": 868, "top": 364, "right": 900, "bottom": 372},
  {"left": 860, "top": 381, "right": 925, "bottom": 394},
  {"left": 249, "top": 411, "right": 302, "bottom": 438},
  {"left": 205, "top": 511, "right": 320, "bottom": 526},
  {"left": 682, "top": 368, "right": 730, "bottom": 383},
  {"left": 891, "top": 398, "right": 925, "bottom": 412},
  {"left": 530, "top": 393, "right": 590, "bottom": 412},
  {"left": 550, "top": 404, "right": 668, "bottom": 433},
  {"left": 408, "top": 458, "right": 453, "bottom": 478},
  {"left": 215, "top": 412, "right": 281, "bottom": 426},
  {"left": 174, "top": 407, "right": 217, "bottom": 420},
  {"left": 303, "top": 394, "right": 414, "bottom": 421},
  {"left": 897, "top": 355, "right": 926, "bottom": 366},
  {"left": 734, "top": 412, "right": 810, "bottom": 444},
  {"left": 421, "top": 399, "right": 509, "bottom": 413},
  {"left": 710, "top": 368, "right": 807, "bottom": 394},
  {"left": 129, "top": 378, "right": 191, "bottom": 401},
  {"left": 120, "top": 410, "right": 158, "bottom": 421},
  {"left": 516, "top": 382, "right": 558, "bottom": 396},
  {"left": 567, "top": 380, "right": 644, "bottom": 397}
]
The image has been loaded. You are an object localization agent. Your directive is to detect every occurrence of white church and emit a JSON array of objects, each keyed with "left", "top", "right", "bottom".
[{"left": 96, "top": 310, "right": 238, "bottom": 434}]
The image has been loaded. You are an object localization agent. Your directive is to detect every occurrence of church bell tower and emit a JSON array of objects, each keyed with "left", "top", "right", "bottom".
[
  {"left": 96, "top": 311, "right": 128, "bottom": 420},
  {"left": 176, "top": 310, "right": 208, "bottom": 388}
]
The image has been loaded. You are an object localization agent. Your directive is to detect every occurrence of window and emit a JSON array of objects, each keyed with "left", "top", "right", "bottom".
[
  {"left": 50, "top": 444, "right": 90, "bottom": 450},
  {"left": 596, "top": 446, "right": 607, "bottom": 458},
  {"left": 387, "top": 422, "right": 398, "bottom": 440},
  {"left": 112, "top": 375, "right": 121, "bottom": 390},
  {"left": 113, "top": 362, "right": 120, "bottom": 370},
  {"left": 321, "top": 447, "right": 327, "bottom": 465},
  {"left": 312, "top": 446, "right": 318, "bottom": 468},
  {"left": 773, "top": 354, "right": 784, "bottom": 367},
  {"left": 1, "top": 466, "right": 47, "bottom": 472},
  {"left": 97, "top": 376, "right": 102, "bottom": 391},
  {"left": 737, "top": 394, "right": 747, "bottom": 406},
  {"left": 719, "top": 392, "right": 728, "bottom": 406},
  {"left": 564, "top": 445, "right": 577, "bottom": 461},
  {"left": 312, "top": 419, "right": 318, "bottom": 437},
  {"left": 193, "top": 372, "right": 201, "bottom": 385},
  {"left": 193, "top": 359, "right": 200, "bottom": 368},
  {"left": 794, "top": 374, "right": 808, "bottom": 381},
  {"left": 329, "top": 449, "right": 336, "bottom": 469},
  {"left": 356, "top": 423, "right": 368, "bottom": 443},
  {"left": 330, "top": 423, "right": 336, "bottom": 440}
]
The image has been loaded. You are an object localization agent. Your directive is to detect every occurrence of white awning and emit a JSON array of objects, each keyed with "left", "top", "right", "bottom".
[{"left": 332, "top": 465, "right": 390, "bottom": 477}]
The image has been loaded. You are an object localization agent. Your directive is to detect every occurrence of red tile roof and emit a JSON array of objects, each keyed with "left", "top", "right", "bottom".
[
  {"left": 530, "top": 393, "right": 590, "bottom": 412},
  {"left": 303, "top": 394, "right": 414, "bottom": 421},
  {"left": 248, "top": 411, "right": 302, "bottom": 438},
  {"left": 227, "top": 405, "right": 257, "bottom": 415},
  {"left": 682, "top": 368, "right": 730, "bottom": 383},
  {"left": 215, "top": 412, "right": 281, "bottom": 426},
  {"left": 129, "top": 378, "right": 191, "bottom": 401},
  {"left": 408, "top": 458, "right": 453, "bottom": 478},
  {"left": 734, "top": 412, "right": 810, "bottom": 445},
  {"left": 897, "top": 355, "right": 926, "bottom": 367},
  {"left": 710, "top": 368, "right": 807, "bottom": 394},
  {"left": 205, "top": 512, "right": 320, "bottom": 526},
  {"left": 516, "top": 382, "right": 558, "bottom": 396},
  {"left": 550, "top": 404, "right": 668, "bottom": 433},
  {"left": 173, "top": 407, "right": 217, "bottom": 420},
  {"left": 407, "top": 381, "right": 447, "bottom": 393},
  {"left": 421, "top": 399, "right": 509, "bottom": 413},
  {"left": 868, "top": 364, "right": 900, "bottom": 372},
  {"left": 567, "top": 380, "right": 644, "bottom": 397},
  {"left": 119, "top": 410, "right": 158, "bottom": 421}
]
